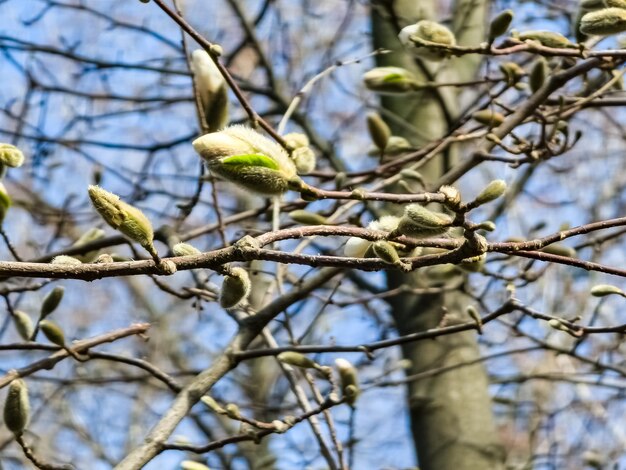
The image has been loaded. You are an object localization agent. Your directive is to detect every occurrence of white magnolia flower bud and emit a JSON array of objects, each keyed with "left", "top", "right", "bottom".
[
  {"left": 193, "top": 126, "right": 298, "bottom": 195},
  {"left": 191, "top": 49, "right": 229, "bottom": 132},
  {"left": 399, "top": 20, "right": 457, "bottom": 62}
]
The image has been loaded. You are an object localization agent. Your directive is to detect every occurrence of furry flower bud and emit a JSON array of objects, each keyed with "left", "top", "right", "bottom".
[
  {"left": 0, "top": 183, "right": 11, "bottom": 225},
  {"left": 396, "top": 204, "right": 453, "bottom": 238},
  {"left": 172, "top": 242, "right": 201, "bottom": 257},
  {"left": 4, "top": 379, "right": 29, "bottom": 435},
  {"left": 529, "top": 57, "right": 549, "bottom": 92},
  {"left": 219, "top": 267, "right": 251, "bottom": 309},
  {"left": 518, "top": 30, "right": 575, "bottom": 48},
  {"left": 190, "top": 49, "right": 229, "bottom": 132},
  {"left": 292, "top": 147, "right": 316, "bottom": 174},
  {"left": 335, "top": 358, "right": 360, "bottom": 406},
  {"left": 283, "top": 132, "right": 309, "bottom": 150},
  {"left": 372, "top": 240, "right": 411, "bottom": 271},
  {"left": 277, "top": 352, "right": 318, "bottom": 369},
  {"left": 590, "top": 284, "right": 625, "bottom": 297},
  {"left": 362, "top": 67, "right": 421, "bottom": 94},
  {"left": 489, "top": 10, "right": 514, "bottom": 42},
  {"left": 366, "top": 113, "right": 391, "bottom": 151},
  {"left": 0, "top": 143, "right": 25, "bottom": 168},
  {"left": 88, "top": 186, "right": 155, "bottom": 253},
  {"left": 51, "top": 255, "right": 82, "bottom": 265},
  {"left": 473, "top": 180, "right": 507, "bottom": 206},
  {"left": 13, "top": 311, "right": 34, "bottom": 341},
  {"left": 472, "top": 109, "right": 505, "bottom": 127},
  {"left": 580, "top": 7, "right": 626, "bottom": 35},
  {"left": 39, "top": 320, "right": 66, "bottom": 347},
  {"left": 41, "top": 286, "right": 64, "bottom": 319},
  {"left": 289, "top": 210, "right": 327, "bottom": 225},
  {"left": 399, "top": 20, "right": 457, "bottom": 62},
  {"left": 193, "top": 126, "right": 298, "bottom": 195}
]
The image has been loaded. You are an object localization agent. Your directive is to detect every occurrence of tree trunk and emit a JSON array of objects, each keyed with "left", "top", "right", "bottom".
[{"left": 371, "top": 1, "right": 505, "bottom": 468}]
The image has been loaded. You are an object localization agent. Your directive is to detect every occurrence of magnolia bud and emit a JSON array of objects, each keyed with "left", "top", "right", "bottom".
[
  {"left": 225, "top": 403, "right": 241, "bottom": 419},
  {"left": 88, "top": 186, "right": 155, "bottom": 254},
  {"left": 292, "top": 147, "right": 316, "bottom": 174},
  {"left": 172, "top": 242, "right": 201, "bottom": 257},
  {"left": 13, "top": 311, "right": 34, "bottom": 341},
  {"left": 366, "top": 113, "right": 391, "bottom": 151},
  {"left": 590, "top": 284, "right": 625, "bottom": 297},
  {"left": 472, "top": 109, "right": 505, "bottom": 127},
  {"left": 0, "top": 183, "right": 11, "bottom": 225},
  {"left": 372, "top": 240, "right": 411, "bottom": 271},
  {"left": 529, "top": 57, "right": 549, "bottom": 92},
  {"left": 289, "top": 210, "right": 327, "bottom": 225},
  {"left": 335, "top": 358, "right": 360, "bottom": 406},
  {"left": 272, "top": 420, "right": 289, "bottom": 433},
  {"left": 396, "top": 204, "right": 452, "bottom": 238},
  {"left": 40, "top": 286, "right": 64, "bottom": 319},
  {"left": 51, "top": 255, "right": 82, "bottom": 265},
  {"left": 3, "top": 379, "right": 30, "bottom": 435},
  {"left": 283, "top": 132, "right": 309, "bottom": 150},
  {"left": 499, "top": 61, "right": 526, "bottom": 86},
  {"left": 39, "top": 319, "right": 66, "bottom": 347},
  {"left": 459, "top": 253, "right": 486, "bottom": 272},
  {"left": 399, "top": 20, "right": 457, "bottom": 62},
  {"left": 277, "top": 352, "right": 318, "bottom": 368},
  {"left": 382, "top": 136, "right": 412, "bottom": 156},
  {"left": 219, "top": 267, "right": 251, "bottom": 309},
  {"left": 369, "top": 215, "right": 401, "bottom": 232},
  {"left": 580, "top": 7, "right": 626, "bottom": 35},
  {"left": 0, "top": 143, "right": 25, "bottom": 168},
  {"left": 72, "top": 227, "right": 106, "bottom": 262},
  {"left": 518, "top": 30, "right": 575, "bottom": 48},
  {"left": 473, "top": 180, "right": 507, "bottom": 206},
  {"left": 344, "top": 237, "right": 371, "bottom": 258},
  {"left": 95, "top": 253, "right": 114, "bottom": 263},
  {"left": 190, "top": 49, "right": 229, "bottom": 132},
  {"left": 540, "top": 243, "right": 576, "bottom": 258},
  {"left": 362, "top": 67, "right": 421, "bottom": 94},
  {"left": 192, "top": 126, "right": 298, "bottom": 195},
  {"left": 489, "top": 10, "right": 514, "bottom": 42},
  {"left": 475, "top": 220, "right": 497, "bottom": 232}
]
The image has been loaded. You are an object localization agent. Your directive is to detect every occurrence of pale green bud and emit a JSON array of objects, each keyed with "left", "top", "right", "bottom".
[
  {"left": 13, "top": 311, "right": 34, "bottom": 341},
  {"left": 51, "top": 255, "right": 82, "bottom": 265},
  {"left": 489, "top": 10, "right": 514, "bottom": 42},
  {"left": 396, "top": 204, "right": 452, "bottom": 238},
  {"left": 473, "top": 179, "right": 507, "bottom": 206},
  {"left": 472, "top": 109, "right": 505, "bottom": 126},
  {"left": 540, "top": 243, "right": 576, "bottom": 258},
  {"left": 0, "top": 183, "right": 11, "bottom": 225},
  {"left": 529, "top": 57, "right": 549, "bottom": 92},
  {"left": 0, "top": 143, "right": 25, "bottom": 168},
  {"left": 475, "top": 220, "right": 497, "bottom": 232},
  {"left": 39, "top": 319, "right": 66, "bottom": 347},
  {"left": 225, "top": 403, "right": 241, "bottom": 419},
  {"left": 362, "top": 67, "right": 421, "bottom": 94},
  {"left": 499, "top": 62, "right": 526, "bottom": 86},
  {"left": 344, "top": 237, "right": 371, "bottom": 258},
  {"left": 459, "top": 253, "right": 486, "bottom": 272},
  {"left": 399, "top": 20, "right": 457, "bottom": 62},
  {"left": 518, "top": 30, "right": 575, "bottom": 48},
  {"left": 366, "top": 113, "right": 391, "bottom": 151},
  {"left": 192, "top": 126, "right": 298, "bottom": 195},
  {"left": 172, "top": 242, "right": 201, "bottom": 257},
  {"left": 580, "top": 7, "right": 626, "bottom": 35},
  {"left": 590, "top": 284, "right": 625, "bottom": 297},
  {"left": 41, "top": 286, "right": 64, "bottom": 319},
  {"left": 292, "top": 147, "right": 316, "bottom": 174},
  {"left": 3, "top": 379, "right": 29, "bottom": 435},
  {"left": 335, "top": 358, "right": 360, "bottom": 406},
  {"left": 372, "top": 240, "right": 411, "bottom": 271},
  {"left": 272, "top": 420, "right": 289, "bottom": 433},
  {"left": 191, "top": 49, "right": 229, "bottom": 132},
  {"left": 219, "top": 267, "right": 251, "bottom": 309},
  {"left": 95, "top": 253, "right": 114, "bottom": 263},
  {"left": 277, "top": 352, "right": 318, "bottom": 368},
  {"left": 88, "top": 186, "right": 155, "bottom": 252},
  {"left": 289, "top": 210, "right": 327, "bottom": 225}
]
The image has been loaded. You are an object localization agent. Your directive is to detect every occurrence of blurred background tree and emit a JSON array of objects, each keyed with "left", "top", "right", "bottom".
[{"left": 0, "top": 0, "right": 626, "bottom": 469}]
